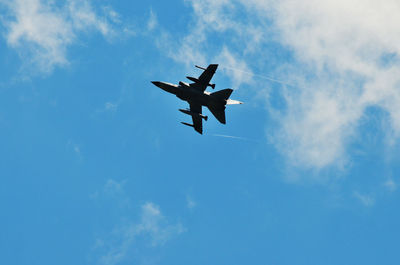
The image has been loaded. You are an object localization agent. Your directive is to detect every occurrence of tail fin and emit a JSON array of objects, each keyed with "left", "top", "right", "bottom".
[
  {"left": 211, "top": 88, "right": 233, "bottom": 101},
  {"left": 208, "top": 89, "right": 233, "bottom": 124}
]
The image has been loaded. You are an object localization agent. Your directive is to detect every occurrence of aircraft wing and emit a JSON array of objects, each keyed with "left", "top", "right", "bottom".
[
  {"left": 189, "top": 102, "right": 203, "bottom": 134},
  {"left": 191, "top": 64, "right": 218, "bottom": 91}
]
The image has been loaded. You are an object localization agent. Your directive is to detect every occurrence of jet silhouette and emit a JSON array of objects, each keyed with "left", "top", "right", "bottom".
[{"left": 152, "top": 64, "right": 242, "bottom": 134}]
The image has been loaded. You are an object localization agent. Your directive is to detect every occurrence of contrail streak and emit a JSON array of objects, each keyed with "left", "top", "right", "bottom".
[
  {"left": 221, "top": 66, "right": 297, "bottom": 87},
  {"left": 211, "top": 134, "right": 261, "bottom": 143}
]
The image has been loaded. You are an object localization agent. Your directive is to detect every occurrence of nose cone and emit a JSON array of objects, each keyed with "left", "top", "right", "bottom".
[
  {"left": 151, "top": 81, "right": 178, "bottom": 94},
  {"left": 151, "top": 81, "right": 161, "bottom": 87}
]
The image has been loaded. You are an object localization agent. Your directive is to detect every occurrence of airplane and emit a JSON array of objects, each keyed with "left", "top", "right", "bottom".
[{"left": 151, "top": 64, "right": 242, "bottom": 134}]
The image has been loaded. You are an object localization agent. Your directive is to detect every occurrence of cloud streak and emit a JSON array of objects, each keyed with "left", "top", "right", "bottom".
[
  {"left": 383, "top": 178, "right": 397, "bottom": 192},
  {"left": 92, "top": 180, "right": 185, "bottom": 265},
  {"left": 157, "top": 0, "right": 400, "bottom": 174},
  {"left": 256, "top": 0, "right": 400, "bottom": 170},
  {"left": 97, "top": 202, "right": 185, "bottom": 265},
  {"left": 1, "top": 0, "right": 119, "bottom": 74},
  {"left": 354, "top": 191, "right": 375, "bottom": 207}
]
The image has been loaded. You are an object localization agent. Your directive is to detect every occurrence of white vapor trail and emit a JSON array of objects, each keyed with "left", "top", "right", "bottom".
[
  {"left": 221, "top": 66, "right": 297, "bottom": 87},
  {"left": 211, "top": 134, "right": 261, "bottom": 143}
]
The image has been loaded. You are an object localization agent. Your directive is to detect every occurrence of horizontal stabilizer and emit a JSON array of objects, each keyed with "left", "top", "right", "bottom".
[
  {"left": 181, "top": 122, "right": 194, "bottom": 128},
  {"left": 208, "top": 107, "right": 226, "bottom": 124},
  {"left": 211, "top": 89, "right": 233, "bottom": 101}
]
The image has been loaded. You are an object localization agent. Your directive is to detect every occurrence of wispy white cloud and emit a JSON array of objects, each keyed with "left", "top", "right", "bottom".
[
  {"left": 186, "top": 195, "right": 196, "bottom": 209},
  {"left": 1, "top": 0, "right": 121, "bottom": 74},
  {"left": 153, "top": 1, "right": 256, "bottom": 88},
  {"left": 90, "top": 179, "right": 130, "bottom": 209},
  {"left": 91, "top": 180, "right": 185, "bottom": 265},
  {"left": 138, "top": 202, "right": 186, "bottom": 246},
  {"left": 104, "top": 102, "right": 119, "bottom": 112},
  {"left": 104, "top": 179, "right": 126, "bottom": 196},
  {"left": 383, "top": 178, "right": 397, "bottom": 192},
  {"left": 157, "top": 0, "right": 400, "bottom": 174},
  {"left": 354, "top": 191, "right": 375, "bottom": 207},
  {"left": 67, "top": 139, "right": 83, "bottom": 161},
  {"left": 147, "top": 9, "right": 158, "bottom": 31},
  {"left": 73, "top": 145, "right": 81, "bottom": 155},
  {"left": 253, "top": 0, "right": 400, "bottom": 170},
  {"left": 215, "top": 46, "right": 254, "bottom": 89},
  {"left": 102, "top": 6, "right": 122, "bottom": 25},
  {"left": 97, "top": 202, "right": 185, "bottom": 265}
]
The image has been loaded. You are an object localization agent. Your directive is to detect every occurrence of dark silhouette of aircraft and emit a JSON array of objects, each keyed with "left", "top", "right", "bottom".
[{"left": 152, "top": 64, "right": 242, "bottom": 134}]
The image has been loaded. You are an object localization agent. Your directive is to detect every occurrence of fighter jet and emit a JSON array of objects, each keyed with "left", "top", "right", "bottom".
[{"left": 151, "top": 64, "right": 242, "bottom": 134}]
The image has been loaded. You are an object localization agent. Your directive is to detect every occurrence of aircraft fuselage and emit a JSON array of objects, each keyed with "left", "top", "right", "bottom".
[{"left": 151, "top": 81, "right": 225, "bottom": 110}]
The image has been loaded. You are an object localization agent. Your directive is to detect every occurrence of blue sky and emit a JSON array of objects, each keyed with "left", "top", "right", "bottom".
[{"left": 1, "top": 1, "right": 400, "bottom": 265}]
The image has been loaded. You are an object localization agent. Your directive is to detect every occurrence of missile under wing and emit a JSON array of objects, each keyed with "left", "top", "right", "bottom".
[
  {"left": 180, "top": 102, "right": 203, "bottom": 134},
  {"left": 151, "top": 63, "right": 242, "bottom": 134}
]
